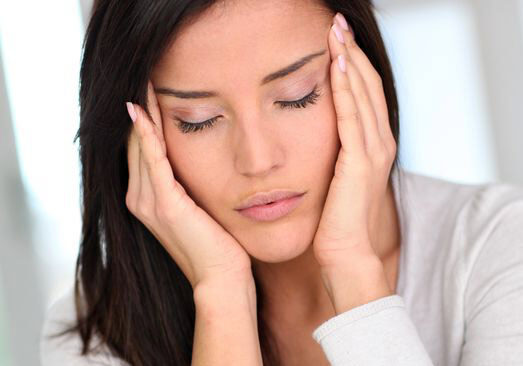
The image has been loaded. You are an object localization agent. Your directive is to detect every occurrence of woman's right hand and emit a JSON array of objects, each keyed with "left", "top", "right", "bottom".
[{"left": 125, "top": 81, "right": 252, "bottom": 289}]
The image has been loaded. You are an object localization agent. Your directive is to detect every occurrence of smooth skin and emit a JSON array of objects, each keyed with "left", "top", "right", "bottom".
[
  {"left": 126, "top": 5, "right": 400, "bottom": 365},
  {"left": 313, "top": 15, "right": 396, "bottom": 313}
]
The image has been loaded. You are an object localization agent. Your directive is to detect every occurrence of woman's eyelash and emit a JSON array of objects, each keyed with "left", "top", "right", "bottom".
[
  {"left": 276, "top": 86, "right": 321, "bottom": 109},
  {"left": 177, "top": 116, "right": 219, "bottom": 134},
  {"left": 176, "top": 85, "right": 322, "bottom": 134}
]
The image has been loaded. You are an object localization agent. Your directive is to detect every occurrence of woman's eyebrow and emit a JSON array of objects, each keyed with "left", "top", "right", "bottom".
[
  {"left": 261, "top": 49, "right": 327, "bottom": 84},
  {"left": 155, "top": 49, "right": 327, "bottom": 99}
]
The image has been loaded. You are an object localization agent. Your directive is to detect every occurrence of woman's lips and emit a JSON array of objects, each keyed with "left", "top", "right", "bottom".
[{"left": 236, "top": 193, "right": 305, "bottom": 222}]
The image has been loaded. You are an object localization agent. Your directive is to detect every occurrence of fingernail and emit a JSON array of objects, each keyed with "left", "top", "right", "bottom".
[
  {"left": 337, "top": 54, "right": 347, "bottom": 73},
  {"left": 332, "top": 23, "right": 345, "bottom": 44},
  {"left": 335, "top": 13, "right": 350, "bottom": 32},
  {"left": 126, "top": 102, "right": 137, "bottom": 123}
]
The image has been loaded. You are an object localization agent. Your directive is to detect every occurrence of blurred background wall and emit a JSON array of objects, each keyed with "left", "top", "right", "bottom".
[{"left": 0, "top": 0, "right": 522, "bottom": 364}]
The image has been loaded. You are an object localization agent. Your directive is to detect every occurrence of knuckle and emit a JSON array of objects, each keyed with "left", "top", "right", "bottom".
[
  {"left": 125, "top": 193, "right": 136, "bottom": 212},
  {"left": 136, "top": 200, "right": 153, "bottom": 220},
  {"left": 352, "top": 111, "right": 362, "bottom": 123},
  {"left": 346, "top": 38, "right": 359, "bottom": 51},
  {"left": 388, "top": 138, "right": 398, "bottom": 155},
  {"left": 143, "top": 157, "right": 158, "bottom": 177},
  {"left": 383, "top": 136, "right": 397, "bottom": 156},
  {"left": 141, "top": 129, "right": 156, "bottom": 149},
  {"left": 339, "top": 110, "right": 360, "bottom": 124},
  {"left": 146, "top": 154, "right": 165, "bottom": 175},
  {"left": 372, "top": 70, "right": 383, "bottom": 87},
  {"left": 333, "top": 82, "right": 352, "bottom": 97},
  {"left": 355, "top": 89, "right": 370, "bottom": 104}
]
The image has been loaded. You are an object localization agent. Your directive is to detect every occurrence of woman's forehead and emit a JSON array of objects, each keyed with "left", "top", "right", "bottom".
[{"left": 154, "top": 0, "right": 332, "bottom": 80}]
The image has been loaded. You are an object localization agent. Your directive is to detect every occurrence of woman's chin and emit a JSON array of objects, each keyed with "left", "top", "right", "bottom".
[{"left": 241, "top": 223, "right": 318, "bottom": 264}]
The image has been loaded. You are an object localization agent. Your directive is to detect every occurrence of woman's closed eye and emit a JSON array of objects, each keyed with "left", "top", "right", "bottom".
[{"left": 175, "top": 85, "right": 322, "bottom": 134}]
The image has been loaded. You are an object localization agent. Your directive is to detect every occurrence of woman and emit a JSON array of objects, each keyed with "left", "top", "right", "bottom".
[{"left": 40, "top": 0, "right": 523, "bottom": 365}]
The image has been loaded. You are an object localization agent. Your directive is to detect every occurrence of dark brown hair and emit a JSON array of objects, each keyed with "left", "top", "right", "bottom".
[{"left": 53, "top": 0, "right": 401, "bottom": 364}]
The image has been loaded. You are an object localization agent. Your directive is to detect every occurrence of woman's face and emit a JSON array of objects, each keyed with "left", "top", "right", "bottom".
[{"left": 151, "top": 0, "right": 340, "bottom": 263}]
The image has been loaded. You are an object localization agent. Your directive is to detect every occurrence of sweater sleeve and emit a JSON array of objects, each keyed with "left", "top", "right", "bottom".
[
  {"left": 40, "top": 288, "right": 129, "bottom": 366},
  {"left": 311, "top": 294, "right": 434, "bottom": 365},
  {"left": 460, "top": 198, "right": 523, "bottom": 365}
]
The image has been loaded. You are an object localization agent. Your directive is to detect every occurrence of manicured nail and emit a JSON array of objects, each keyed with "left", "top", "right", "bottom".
[
  {"left": 126, "top": 102, "right": 137, "bottom": 123},
  {"left": 332, "top": 23, "right": 345, "bottom": 44},
  {"left": 337, "top": 54, "right": 346, "bottom": 73},
  {"left": 335, "top": 13, "right": 350, "bottom": 32}
]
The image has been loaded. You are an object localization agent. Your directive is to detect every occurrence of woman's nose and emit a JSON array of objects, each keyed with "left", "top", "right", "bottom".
[{"left": 232, "top": 117, "right": 284, "bottom": 179}]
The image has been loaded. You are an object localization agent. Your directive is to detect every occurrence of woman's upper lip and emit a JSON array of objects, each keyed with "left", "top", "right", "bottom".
[{"left": 235, "top": 190, "right": 306, "bottom": 210}]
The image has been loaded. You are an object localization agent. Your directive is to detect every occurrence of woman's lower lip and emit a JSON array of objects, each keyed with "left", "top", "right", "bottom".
[{"left": 237, "top": 193, "right": 305, "bottom": 222}]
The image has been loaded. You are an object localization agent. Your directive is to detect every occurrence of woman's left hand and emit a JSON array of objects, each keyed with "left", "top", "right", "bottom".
[{"left": 312, "top": 13, "right": 397, "bottom": 313}]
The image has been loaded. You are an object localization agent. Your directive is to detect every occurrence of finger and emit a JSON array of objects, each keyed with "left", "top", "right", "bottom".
[
  {"left": 330, "top": 19, "right": 382, "bottom": 155},
  {"left": 328, "top": 21, "right": 366, "bottom": 157},
  {"left": 334, "top": 13, "right": 395, "bottom": 149},
  {"left": 146, "top": 80, "right": 166, "bottom": 155},
  {"left": 138, "top": 142, "right": 155, "bottom": 209},
  {"left": 132, "top": 102, "right": 184, "bottom": 206},
  {"left": 126, "top": 125, "right": 141, "bottom": 209}
]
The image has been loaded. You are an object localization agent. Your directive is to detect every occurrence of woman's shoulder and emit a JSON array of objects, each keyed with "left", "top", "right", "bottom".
[
  {"left": 394, "top": 166, "right": 523, "bottom": 272},
  {"left": 395, "top": 168, "right": 523, "bottom": 322},
  {"left": 394, "top": 166, "right": 523, "bottom": 226},
  {"left": 40, "top": 285, "right": 129, "bottom": 366}
]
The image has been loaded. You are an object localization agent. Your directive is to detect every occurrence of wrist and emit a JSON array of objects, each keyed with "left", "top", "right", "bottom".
[
  {"left": 320, "top": 254, "right": 393, "bottom": 314},
  {"left": 193, "top": 272, "right": 257, "bottom": 313}
]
